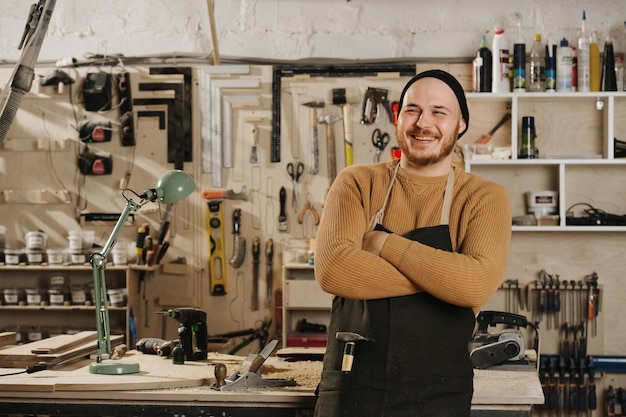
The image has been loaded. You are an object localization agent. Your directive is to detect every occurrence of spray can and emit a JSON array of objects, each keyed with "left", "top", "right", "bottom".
[
  {"left": 519, "top": 116, "right": 536, "bottom": 159},
  {"left": 513, "top": 43, "right": 526, "bottom": 92},
  {"left": 556, "top": 38, "right": 573, "bottom": 92},
  {"left": 474, "top": 35, "right": 492, "bottom": 92},
  {"left": 492, "top": 25, "right": 510, "bottom": 93}
]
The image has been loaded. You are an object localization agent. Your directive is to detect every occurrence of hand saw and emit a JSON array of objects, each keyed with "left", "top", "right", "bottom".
[{"left": 206, "top": 201, "right": 227, "bottom": 296}]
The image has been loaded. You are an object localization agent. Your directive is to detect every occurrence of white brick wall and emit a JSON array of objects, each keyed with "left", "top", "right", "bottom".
[{"left": 0, "top": 0, "right": 624, "bottom": 63}]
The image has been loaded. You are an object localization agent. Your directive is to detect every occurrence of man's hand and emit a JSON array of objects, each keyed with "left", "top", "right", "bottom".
[{"left": 361, "top": 230, "right": 389, "bottom": 256}]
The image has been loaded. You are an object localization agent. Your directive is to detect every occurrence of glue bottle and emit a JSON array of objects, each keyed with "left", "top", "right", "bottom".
[
  {"left": 492, "top": 25, "right": 511, "bottom": 93},
  {"left": 556, "top": 38, "right": 573, "bottom": 92},
  {"left": 577, "top": 10, "right": 591, "bottom": 92}
]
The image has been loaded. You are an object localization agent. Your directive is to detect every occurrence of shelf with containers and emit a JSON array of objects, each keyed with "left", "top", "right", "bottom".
[
  {"left": 0, "top": 264, "right": 151, "bottom": 345},
  {"left": 463, "top": 92, "right": 626, "bottom": 231},
  {"left": 281, "top": 263, "right": 332, "bottom": 349}
]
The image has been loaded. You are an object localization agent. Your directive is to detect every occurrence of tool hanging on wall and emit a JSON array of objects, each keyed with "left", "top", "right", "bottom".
[
  {"left": 229, "top": 208, "right": 246, "bottom": 269},
  {"left": 249, "top": 125, "right": 260, "bottom": 164},
  {"left": 302, "top": 101, "right": 325, "bottom": 175},
  {"left": 278, "top": 186, "right": 288, "bottom": 232},
  {"left": 298, "top": 195, "right": 320, "bottom": 225},
  {"left": 371, "top": 128, "right": 390, "bottom": 163},
  {"left": 116, "top": 72, "right": 135, "bottom": 147},
  {"left": 330, "top": 88, "right": 360, "bottom": 167},
  {"left": 319, "top": 115, "right": 341, "bottom": 185},
  {"left": 360, "top": 87, "right": 394, "bottom": 125},
  {"left": 286, "top": 162, "right": 304, "bottom": 213},
  {"left": 251, "top": 236, "right": 260, "bottom": 311},
  {"left": 206, "top": 200, "right": 227, "bottom": 296},
  {"left": 266, "top": 239, "right": 274, "bottom": 308}
]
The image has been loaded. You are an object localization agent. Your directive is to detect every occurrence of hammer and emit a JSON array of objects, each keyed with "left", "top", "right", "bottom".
[
  {"left": 302, "top": 101, "right": 325, "bottom": 175},
  {"left": 318, "top": 114, "right": 342, "bottom": 185},
  {"left": 330, "top": 88, "right": 360, "bottom": 167},
  {"left": 336, "top": 331, "right": 372, "bottom": 373}
]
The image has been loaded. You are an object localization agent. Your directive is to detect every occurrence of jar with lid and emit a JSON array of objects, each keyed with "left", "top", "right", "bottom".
[
  {"left": 48, "top": 286, "right": 70, "bottom": 306},
  {"left": 25, "top": 288, "right": 47, "bottom": 306},
  {"left": 25, "top": 230, "right": 47, "bottom": 251}
]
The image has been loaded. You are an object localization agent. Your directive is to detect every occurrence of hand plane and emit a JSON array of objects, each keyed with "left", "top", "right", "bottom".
[
  {"left": 212, "top": 339, "right": 297, "bottom": 391},
  {"left": 468, "top": 311, "right": 531, "bottom": 369}
]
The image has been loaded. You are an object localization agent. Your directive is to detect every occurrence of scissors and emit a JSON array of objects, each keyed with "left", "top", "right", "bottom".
[
  {"left": 371, "top": 128, "right": 390, "bottom": 162},
  {"left": 287, "top": 162, "right": 304, "bottom": 210}
]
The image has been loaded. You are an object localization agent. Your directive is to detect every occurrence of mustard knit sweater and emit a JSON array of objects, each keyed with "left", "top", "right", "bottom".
[{"left": 314, "top": 160, "right": 511, "bottom": 310}]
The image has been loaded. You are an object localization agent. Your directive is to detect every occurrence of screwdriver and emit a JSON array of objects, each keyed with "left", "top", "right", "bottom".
[
  {"left": 577, "top": 357, "right": 586, "bottom": 412},
  {"left": 588, "top": 360, "right": 596, "bottom": 410},
  {"left": 607, "top": 385, "right": 616, "bottom": 417},
  {"left": 553, "top": 276, "right": 561, "bottom": 327},
  {"left": 561, "top": 324, "right": 570, "bottom": 363},
  {"left": 569, "top": 358, "right": 577, "bottom": 411},
  {"left": 547, "top": 355, "right": 557, "bottom": 410}
]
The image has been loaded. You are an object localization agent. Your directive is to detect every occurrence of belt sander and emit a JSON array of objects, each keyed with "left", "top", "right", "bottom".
[{"left": 469, "top": 311, "right": 536, "bottom": 369}]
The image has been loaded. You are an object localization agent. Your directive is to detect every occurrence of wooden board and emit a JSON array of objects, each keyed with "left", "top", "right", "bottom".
[
  {"left": 0, "top": 332, "right": 16, "bottom": 348},
  {"left": 0, "top": 334, "right": 124, "bottom": 367},
  {"left": 0, "top": 350, "right": 210, "bottom": 392},
  {"left": 30, "top": 331, "right": 97, "bottom": 354}
]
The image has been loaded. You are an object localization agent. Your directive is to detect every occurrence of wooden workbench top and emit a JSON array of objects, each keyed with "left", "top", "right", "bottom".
[{"left": 0, "top": 350, "right": 543, "bottom": 406}]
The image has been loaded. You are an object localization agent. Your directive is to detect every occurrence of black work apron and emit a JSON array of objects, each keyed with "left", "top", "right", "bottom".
[{"left": 314, "top": 165, "right": 476, "bottom": 417}]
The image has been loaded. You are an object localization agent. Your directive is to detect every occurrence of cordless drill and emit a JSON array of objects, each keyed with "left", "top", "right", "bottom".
[{"left": 157, "top": 308, "right": 208, "bottom": 361}]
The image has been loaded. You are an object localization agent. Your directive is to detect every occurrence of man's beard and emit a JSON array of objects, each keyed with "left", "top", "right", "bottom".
[{"left": 396, "top": 129, "right": 457, "bottom": 167}]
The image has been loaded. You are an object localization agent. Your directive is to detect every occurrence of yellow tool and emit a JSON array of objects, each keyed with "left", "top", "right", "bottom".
[{"left": 206, "top": 200, "right": 227, "bottom": 295}]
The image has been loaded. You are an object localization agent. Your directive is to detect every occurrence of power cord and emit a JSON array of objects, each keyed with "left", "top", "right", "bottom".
[{"left": 0, "top": 363, "right": 47, "bottom": 377}]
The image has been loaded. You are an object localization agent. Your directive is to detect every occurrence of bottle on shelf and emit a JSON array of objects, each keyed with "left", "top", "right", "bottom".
[
  {"left": 589, "top": 31, "right": 602, "bottom": 91},
  {"left": 577, "top": 10, "right": 591, "bottom": 92},
  {"left": 601, "top": 37, "right": 617, "bottom": 91},
  {"left": 527, "top": 34, "right": 545, "bottom": 92},
  {"left": 492, "top": 24, "right": 511, "bottom": 93},
  {"left": 556, "top": 38, "right": 573, "bottom": 92},
  {"left": 545, "top": 40, "right": 556, "bottom": 92},
  {"left": 519, "top": 116, "right": 536, "bottom": 159},
  {"left": 513, "top": 13, "right": 525, "bottom": 93},
  {"left": 615, "top": 54, "right": 624, "bottom": 92},
  {"left": 474, "top": 35, "right": 492, "bottom": 92}
]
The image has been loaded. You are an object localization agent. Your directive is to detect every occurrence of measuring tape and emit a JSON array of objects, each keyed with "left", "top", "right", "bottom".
[{"left": 206, "top": 201, "right": 227, "bottom": 296}]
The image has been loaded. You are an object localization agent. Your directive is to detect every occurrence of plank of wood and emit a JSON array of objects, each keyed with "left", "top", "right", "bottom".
[
  {"left": 0, "top": 334, "right": 124, "bottom": 368},
  {"left": 0, "top": 332, "right": 16, "bottom": 348},
  {"left": 0, "top": 351, "right": 209, "bottom": 392},
  {"left": 30, "top": 331, "right": 97, "bottom": 354}
]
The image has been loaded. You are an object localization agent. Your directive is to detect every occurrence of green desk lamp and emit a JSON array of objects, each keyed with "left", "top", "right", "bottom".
[{"left": 89, "top": 170, "right": 196, "bottom": 374}]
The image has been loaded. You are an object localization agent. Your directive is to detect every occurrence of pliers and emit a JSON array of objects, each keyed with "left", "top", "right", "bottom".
[{"left": 298, "top": 196, "right": 320, "bottom": 225}]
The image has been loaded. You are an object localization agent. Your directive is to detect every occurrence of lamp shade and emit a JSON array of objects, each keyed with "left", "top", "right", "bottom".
[{"left": 153, "top": 170, "right": 196, "bottom": 204}]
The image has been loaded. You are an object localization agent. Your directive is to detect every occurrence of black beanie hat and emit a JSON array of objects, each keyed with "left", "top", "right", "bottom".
[{"left": 398, "top": 69, "right": 470, "bottom": 139}]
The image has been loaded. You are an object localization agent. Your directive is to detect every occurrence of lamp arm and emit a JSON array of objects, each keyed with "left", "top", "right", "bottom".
[{"left": 90, "top": 197, "right": 141, "bottom": 360}]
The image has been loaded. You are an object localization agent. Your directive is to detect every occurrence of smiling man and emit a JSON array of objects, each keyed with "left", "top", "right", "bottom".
[{"left": 313, "top": 69, "right": 512, "bottom": 417}]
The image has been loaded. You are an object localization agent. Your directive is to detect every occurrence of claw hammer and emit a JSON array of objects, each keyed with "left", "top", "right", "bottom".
[{"left": 336, "top": 331, "right": 372, "bottom": 373}]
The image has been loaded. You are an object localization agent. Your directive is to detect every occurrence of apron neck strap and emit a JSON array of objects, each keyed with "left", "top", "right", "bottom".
[
  {"left": 368, "top": 162, "right": 455, "bottom": 230},
  {"left": 439, "top": 167, "right": 455, "bottom": 225},
  {"left": 368, "top": 161, "right": 401, "bottom": 231}
]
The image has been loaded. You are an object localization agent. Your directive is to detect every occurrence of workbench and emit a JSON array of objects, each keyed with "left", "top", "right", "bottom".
[{"left": 0, "top": 351, "right": 543, "bottom": 417}]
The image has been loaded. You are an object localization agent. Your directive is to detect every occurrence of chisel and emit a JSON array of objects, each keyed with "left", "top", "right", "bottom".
[
  {"left": 266, "top": 239, "right": 274, "bottom": 308},
  {"left": 251, "top": 237, "right": 260, "bottom": 311}
]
